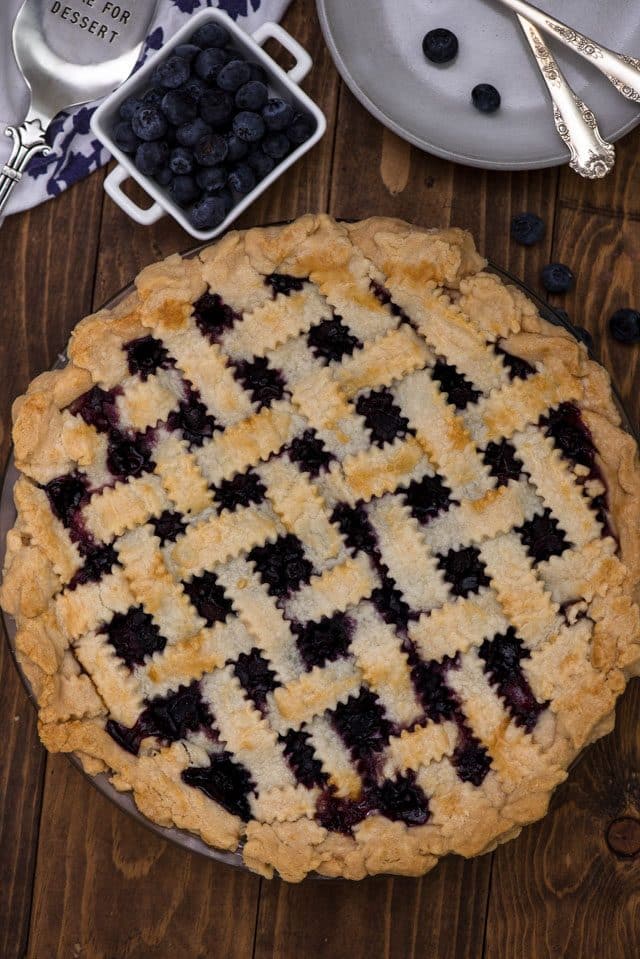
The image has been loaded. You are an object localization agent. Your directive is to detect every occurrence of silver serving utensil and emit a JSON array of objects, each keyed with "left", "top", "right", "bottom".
[
  {"left": 516, "top": 15, "right": 615, "bottom": 178},
  {"left": 491, "top": 0, "right": 640, "bottom": 102},
  {"left": 0, "top": 0, "right": 158, "bottom": 218}
]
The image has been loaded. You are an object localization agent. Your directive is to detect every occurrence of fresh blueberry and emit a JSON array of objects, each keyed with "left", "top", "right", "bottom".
[
  {"left": 217, "top": 59, "right": 252, "bottom": 92},
  {"left": 235, "top": 80, "right": 268, "bottom": 111},
  {"left": 195, "top": 132, "right": 229, "bottom": 166},
  {"left": 169, "top": 146, "right": 195, "bottom": 175},
  {"left": 155, "top": 166, "right": 173, "bottom": 187},
  {"left": 246, "top": 61, "right": 268, "bottom": 84},
  {"left": 225, "top": 133, "right": 249, "bottom": 162},
  {"left": 262, "top": 98, "right": 295, "bottom": 131},
  {"left": 131, "top": 104, "right": 168, "bottom": 141},
  {"left": 228, "top": 162, "right": 256, "bottom": 195},
  {"left": 196, "top": 165, "right": 227, "bottom": 193},
  {"left": 176, "top": 117, "right": 212, "bottom": 147},
  {"left": 472, "top": 83, "right": 501, "bottom": 113},
  {"left": 541, "top": 263, "right": 574, "bottom": 294},
  {"left": 161, "top": 90, "right": 198, "bottom": 126},
  {"left": 422, "top": 28, "right": 459, "bottom": 63},
  {"left": 181, "top": 76, "right": 207, "bottom": 103},
  {"left": 113, "top": 121, "right": 140, "bottom": 154},
  {"left": 119, "top": 96, "right": 143, "bottom": 121},
  {"left": 143, "top": 87, "right": 164, "bottom": 109},
  {"left": 199, "top": 89, "right": 234, "bottom": 126},
  {"left": 287, "top": 112, "right": 315, "bottom": 146},
  {"left": 233, "top": 110, "right": 265, "bottom": 143},
  {"left": 247, "top": 148, "right": 276, "bottom": 179},
  {"left": 194, "top": 47, "right": 227, "bottom": 84},
  {"left": 609, "top": 308, "right": 640, "bottom": 344},
  {"left": 191, "top": 21, "right": 230, "bottom": 48},
  {"left": 175, "top": 43, "right": 201, "bottom": 62},
  {"left": 170, "top": 174, "right": 200, "bottom": 207},
  {"left": 262, "top": 132, "right": 291, "bottom": 159},
  {"left": 134, "top": 140, "right": 169, "bottom": 176},
  {"left": 189, "top": 194, "right": 228, "bottom": 230},
  {"left": 220, "top": 188, "right": 234, "bottom": 213},
  {"left": 153, "top": 55, "right": 191, "bottom": 90},
  {"left": 511, "top": 212, "right": 545, "bottom": 246}
]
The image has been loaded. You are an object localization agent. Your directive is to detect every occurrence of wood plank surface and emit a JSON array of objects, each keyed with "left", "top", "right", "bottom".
[
  {"left": 0, "top": 2, "right": 639, "bottom": 957},
  {"left": 484, "top": 199, "right": 640, "bottom": 959},
  {"left": 0, "top": 177, "right": 104, "bottom": 959}
]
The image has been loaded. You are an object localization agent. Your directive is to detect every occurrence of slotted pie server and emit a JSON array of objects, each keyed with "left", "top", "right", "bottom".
[{"left": 0, "top": 0, "right": 158, "bottom": 218}]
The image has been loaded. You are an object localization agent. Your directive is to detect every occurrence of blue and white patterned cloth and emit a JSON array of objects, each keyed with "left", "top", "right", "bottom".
[{"left": 0, "top": 0, "right": 290, "bottom": 218}]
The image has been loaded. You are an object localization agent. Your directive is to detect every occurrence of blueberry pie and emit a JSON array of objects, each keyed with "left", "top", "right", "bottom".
[{"left": 2, "top": 215, "right": 640, "bottom": 881}]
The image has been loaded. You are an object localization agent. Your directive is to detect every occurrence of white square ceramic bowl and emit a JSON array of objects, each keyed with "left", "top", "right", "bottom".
[{"left": 91, "top": 9, "right": 326, "bottom": 241}]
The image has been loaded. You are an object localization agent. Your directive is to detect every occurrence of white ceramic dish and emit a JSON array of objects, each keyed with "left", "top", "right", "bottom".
[
  {"left": 316, "top": 0, "right": 640, "bottom": 171},
  {"left": 91, "top": 9, "right": 326, "bottom": 240}
]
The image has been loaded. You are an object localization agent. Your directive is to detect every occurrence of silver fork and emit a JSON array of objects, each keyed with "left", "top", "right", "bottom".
[
  {"left": 492, "top": 0, "right": 640, "bottom": 102},
  {"left": 516, "top": 14, "right": 615, "bottom": 178}
]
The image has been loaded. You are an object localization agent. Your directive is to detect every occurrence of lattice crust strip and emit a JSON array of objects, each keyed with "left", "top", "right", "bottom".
[
  {"left": 222, "top": 286, "right": 328, "bottom": 360},
  {"left": 366, "top": 497, "right": 449, "bottom": 611},
  {"left": 382, "top": 721, "right": 458, "bottom": 779},
  {"left": 3, "top": 214, "right": 640, "bottom": 885},
  {"left": 259, "top": 458, "right": 344, "bottom": 569},
  {"left": 195, "top": 402, "right": 300, "bottom": 487},
  {"left": 420, "top": 483, "right": 533, "bottom": 557},
  {"left": 480, "top": 533, "right": 563, "bottom": 650},
  {"left": 395, "top": 369, "right": 491, "bottom": 499},
  {"left": 306, "top": 716, "right": 363, "bottom": 799},
  {"left": 270, "top": 659, "right": 363, "bottom": 735},
  {"left": 512, "top": 427, "right": 603, "bottom": 547},
  {"left": 215, "top": 556, "right": 303, "bottom": 686},
  {"left": 447, "top": 651, "right": 566, "bottom": 794},
  {"left": 283, "top": 554, "right": 376, "bottom": 624},
  {"left": 117, "top": 527, "right": 203, "bottom": 645},
  {"left": 349, "top": 604, "right": 423, "bottom": 726},
  {"left": 408, "top": 589, "right": 510, "bottom": 663}
]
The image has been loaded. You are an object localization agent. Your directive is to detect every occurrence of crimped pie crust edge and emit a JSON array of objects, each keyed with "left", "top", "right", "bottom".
[{"left": 1, "top": 214, "right": 640, "bottom": 882}]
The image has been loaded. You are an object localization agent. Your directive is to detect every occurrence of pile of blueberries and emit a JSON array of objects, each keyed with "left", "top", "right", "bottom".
[{"left": 112, "top": 20, "right": 316, "bottom": 230}]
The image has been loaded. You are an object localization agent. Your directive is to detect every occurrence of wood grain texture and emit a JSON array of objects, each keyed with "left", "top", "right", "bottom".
[
  {"left": 0, "top": 176, "right": 104, "bottom": 959},
  {"left": 23, "top": 4, "right": 341, "bottom": 957},
  {"left": 254, "top": 857, "right": 492, "bottom": 959},
  {"left": 484, "top": 682, "right": 640, "bottom": 959},
  {"left": 558, "top": 124, "right": 640, "bottom": 216},
  {"left": 484, "top": 195, "right": 640, "bottom": 959},
  {"left": 26, "top": 756, "right": 260, "bottom": 959},
  {"left": 1, "top": 3, "right": 640, "bottom": 957}
]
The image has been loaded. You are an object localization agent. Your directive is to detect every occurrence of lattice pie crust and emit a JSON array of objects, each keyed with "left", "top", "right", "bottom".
[{"left": 2, "top": 216, "right": 640, "bottom": 881}]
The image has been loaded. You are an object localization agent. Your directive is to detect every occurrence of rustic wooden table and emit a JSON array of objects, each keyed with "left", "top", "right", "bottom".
[{"left": 2, "top": 4, "right": 640, "bottom": 957}]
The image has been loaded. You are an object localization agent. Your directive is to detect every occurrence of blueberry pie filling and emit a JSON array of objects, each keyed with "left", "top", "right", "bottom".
[{"left": 3, "top": 216, "right": 639, "bottom": 883}]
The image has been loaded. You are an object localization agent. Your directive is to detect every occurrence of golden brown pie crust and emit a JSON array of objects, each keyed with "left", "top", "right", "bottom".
[{"left": 2, "top": 215, "right": 640, "bottom": 881}]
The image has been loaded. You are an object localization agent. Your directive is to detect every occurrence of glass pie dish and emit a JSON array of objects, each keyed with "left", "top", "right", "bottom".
[{"left": 1, "top": 240, "right": 634, "bottom": 873}]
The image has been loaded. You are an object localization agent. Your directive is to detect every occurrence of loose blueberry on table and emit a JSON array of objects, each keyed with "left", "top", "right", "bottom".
[
  {"left": 541, "top": 262, "right": 574, "bottom": 294},
  {"left": 609, "top": 308, "right": 640, "bottom": 344},
  {"left": 511, "top": 212, "right": 545, "bottom": 247},
  {"left": 113, "top": 27, "right": 316, "bottom": 230}
]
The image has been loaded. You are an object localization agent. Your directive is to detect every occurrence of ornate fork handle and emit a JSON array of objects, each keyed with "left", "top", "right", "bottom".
[
  {"left": 0, "top": 117, "right": 50, "bottom": 218},
  {"left": 494, "top": 0, "right": 640, "bottom": 102},
  {"left": 518, "top": 16, "right": 615, "bottom": 178}
]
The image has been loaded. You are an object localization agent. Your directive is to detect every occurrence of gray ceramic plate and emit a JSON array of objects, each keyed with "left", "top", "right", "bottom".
[{"left": 317, "top": 0, "right": 640, "bottom": 170}]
